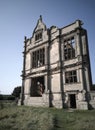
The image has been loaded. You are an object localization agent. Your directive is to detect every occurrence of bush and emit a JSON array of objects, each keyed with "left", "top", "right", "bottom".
[
  {"left": 12, "top": 86, "right": 21, "bottom": 98},
  {"left": 0, "top": 95, "right": 15, "bottom": 100}
]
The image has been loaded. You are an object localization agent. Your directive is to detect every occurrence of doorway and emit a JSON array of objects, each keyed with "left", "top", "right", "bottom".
[{"left": 69, "top": 94, "right": 76, "bottom": 108}]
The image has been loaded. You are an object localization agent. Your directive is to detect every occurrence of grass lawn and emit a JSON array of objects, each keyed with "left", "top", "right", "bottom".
[{"left": 0, "top": 101, "right": 95, "bottom": 130}]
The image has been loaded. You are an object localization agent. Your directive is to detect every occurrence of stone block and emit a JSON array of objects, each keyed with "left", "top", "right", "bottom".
[{"left": 77, "top": 101, "right": 88, "bottom": 110}]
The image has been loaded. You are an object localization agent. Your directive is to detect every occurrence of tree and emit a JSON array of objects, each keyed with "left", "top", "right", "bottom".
[
  {"left": 92, "top": 84, "right": 95, "bottom": 90},
  {"left": 12, "top": 86, "right": 21, "bottom": 98}
]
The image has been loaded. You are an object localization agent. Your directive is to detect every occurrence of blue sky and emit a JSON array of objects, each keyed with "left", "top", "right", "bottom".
[{"left": 0, "top": 0, "right": 95, "bottom": 94}]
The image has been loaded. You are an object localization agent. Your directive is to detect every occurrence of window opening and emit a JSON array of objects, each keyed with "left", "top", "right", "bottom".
[
  {"left": 32, "top": 48, "right": 45, "bottom": 68},
  {"left": 64, "top": 37, "right": 75, "bottom": 60},
  {"left": 30, "top": 76, "right": 45, "bottom": 97},
  {"left": 35, "top": 31, "right": 42, "bottom": 41},
  {"left": 65, "top": 70, "right": 77, "bottom": 83}
]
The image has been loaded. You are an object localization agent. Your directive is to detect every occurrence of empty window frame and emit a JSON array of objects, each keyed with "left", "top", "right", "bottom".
[
  {"left": 35, "top": 31, "right": 42, "bottom": 41},
  {"left": 32, "top": 48, "right": 45, "bottom": 68},
  {"left": 65, "top": 70, "right": 77, "bottom": 83},
  {"left": 64, "top": 37, "right": 75, "bottom": 60}
]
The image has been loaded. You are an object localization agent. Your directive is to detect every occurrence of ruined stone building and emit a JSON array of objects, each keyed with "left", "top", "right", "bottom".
[{"left": 20, "top": 16, "right": 95, "bottom": 109}]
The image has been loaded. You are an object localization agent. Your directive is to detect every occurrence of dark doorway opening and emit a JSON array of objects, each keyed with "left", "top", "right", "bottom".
[
  {"left": 69, "top": 94, "right": 76, "bottom": 108},
  {"left": 30, "top": 76, "right": 45, "bottom": 97}
]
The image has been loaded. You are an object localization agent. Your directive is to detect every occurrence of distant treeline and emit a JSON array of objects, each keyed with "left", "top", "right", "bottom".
[{"left": 0, "top": 94, "right": 15, "bottom": 100}]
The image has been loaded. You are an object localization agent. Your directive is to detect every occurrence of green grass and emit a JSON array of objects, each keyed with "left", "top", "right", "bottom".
[
  {"left": 50, "top": 108, "right": 95, "bottom": 130},
  {"left": 0, "top": 102, "right": 95, "bottom": 130}
]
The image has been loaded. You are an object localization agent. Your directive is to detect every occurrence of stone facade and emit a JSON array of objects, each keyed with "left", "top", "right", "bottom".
[{"left": 20, "top": 16, "right": 95, "bottom": 109}]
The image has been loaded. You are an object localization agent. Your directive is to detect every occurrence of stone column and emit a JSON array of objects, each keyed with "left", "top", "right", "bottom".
[
  {"left": 21, "top": 36, "right": 27, "bottom": 105},
  {"left": 76, "top": 31, "right": 86, "bottom": 92},
  {"left": 84, "top": 66, "right": 90, "bottom": 92},
  {"left": 79, "top": 68, "right": 84, "bottom": 90},
  {"left": 76, "top": 31, "right": 82, "bottom": 61},
  {"left": 24, "top": 79, "right": 31, "bottom": 99},
  {"left": 44, "top": 75, "right": 48, "bottom": 92},
  {"left": 58, "top": 30, "right": 64, "bottom": 108}
]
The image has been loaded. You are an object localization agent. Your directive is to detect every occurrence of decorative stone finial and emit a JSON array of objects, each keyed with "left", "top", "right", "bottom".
[
  {"left": 39, "top": 15, "right": 42, "bottom": 22},
  {"left": 24, "top": 36, "right": 27, "bottom": 41}
]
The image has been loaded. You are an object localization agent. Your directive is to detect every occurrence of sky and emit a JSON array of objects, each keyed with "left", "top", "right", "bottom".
[{"left": 0, "top": 0, "right": 95, "bottom": 94}]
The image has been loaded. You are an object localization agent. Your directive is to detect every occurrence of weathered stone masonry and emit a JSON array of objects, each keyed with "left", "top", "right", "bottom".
[{"left": 19, "top": 16, "right": 95, "bottom": 109}]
